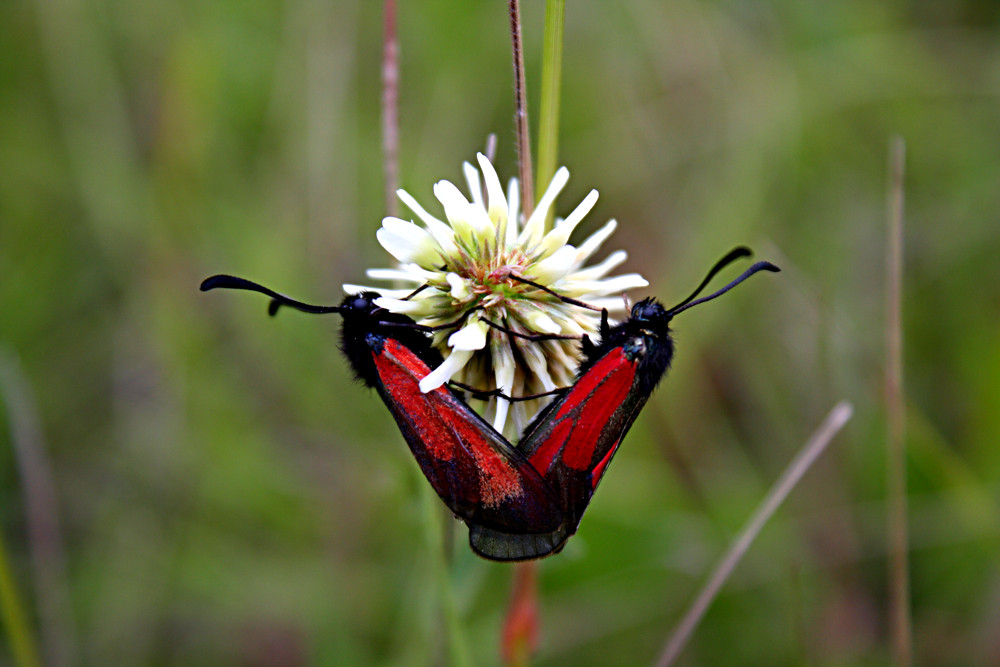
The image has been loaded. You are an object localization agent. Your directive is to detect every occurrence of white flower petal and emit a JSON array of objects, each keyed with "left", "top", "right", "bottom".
[
  {"left": 570, "top": 250, "right": 627, "bottom": 280},
  {"left": 530, "top": 245, "right": 579, "bottom": 284},
  {"left": 519, "top": 343, "right": 556, "bottom": 392},
  {"left": 448, "top": 319, "right": 488, "bottom": 351},
  {"left": 561, "top": 188, "right": 599, "bottom": 230},
  {"left": 397, "top": 189, "right": 459, "bottom": 256},
  {"left": 525, "top": 310, "right": 561, "bottom": 334},
  {"left": 510, "top": 408, "right": 528, "bottom": 440},
  {"left": 536, "top": 189, "right": 599, "bottom": 258},
  {"left": 364, "top": 268, "right": 425, "bottom": 283},
  {"left": 446, "top": 272, "right": 470, "bottom": 299},
  {"left": 463, "top": 201, "right": 495, "bottom": 236},
  {"left": 342, "top": 284, "right": 414, "bottom": 298},
  {"left": 492, "top": 398, "right": 510, "bottom": 435},
  {"left": 401, "top": 263, "right": 442, "bottom": 282},
  {"left": 419, "top": 349, "right": 473, "bottom": 393},
  {"left": 492, "top": 353, "right": 515, "bottom": 433},
  {"left": 434, "top": 180, "right": 471, "bottom": 222},
  {"left": 506, "top": 178, "right": 520, "bottom": 246},
  {"left": 477, "top": 153, "right": 508, "bottom": 226},
  {"left": 574, "top": 273, "right": 649, "bottom": 295},
  {"left": 433, "top": 180, "right": 479, "bottom": 246},
  {"left": 519, "top": 166, "right": 569, "bottom": 248},
  {"left": 546, "top": 344, "right": 580, "bottom": 384},
  {"left": 575, "top": 219, "right": 618, "bottom": 265},
  {"left": 397, "top": 189, "right": 443, "bottom": 226},
  {"left": 376, "top": 219, "right": 440, "bottom": 266},
  {"left": 373, "top": 296, "right": 427, "bottom": 315},
  {"left": 463, "top": 161, "right": 484, "bottom": 210},
  {"left": 583, "top": 297, "right": 632, "bottom": 312},
  {"left": 549, "top": 314, "right": 585, "bottom": 336},
  {"left": 381, "top": 217, "right": 443, "bottom": 253},
  {"left": 375, "top": 229, "right": 434, "bottom": 266}
]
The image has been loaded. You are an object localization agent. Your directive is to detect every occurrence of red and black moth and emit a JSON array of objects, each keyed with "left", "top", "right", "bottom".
[
  {"left": 470, "top": 248, "right": 778, "bottom": 560},
  {"left": 201, "top": 247, "right": 778, "bottom": 561},
  {"left": 200, "top": 277, "right": 566, "bottom": 542}
]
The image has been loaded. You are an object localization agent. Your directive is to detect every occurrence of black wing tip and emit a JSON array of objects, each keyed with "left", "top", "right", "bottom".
[{"left": 468, "top": 524, "right": 568, "bottom": 562}]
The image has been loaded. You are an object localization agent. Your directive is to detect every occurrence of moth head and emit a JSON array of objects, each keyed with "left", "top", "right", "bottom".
[
  {"left": 630, "top": 298, "right": 672, "bottom": 332},
  {"left": 340, "top": 291, "right": 381, "bottom": 317}
]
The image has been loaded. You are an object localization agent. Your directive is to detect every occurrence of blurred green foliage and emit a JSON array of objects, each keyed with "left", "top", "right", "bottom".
[{"left": 2, "top": 1, "right": 999, "bottom": 665}]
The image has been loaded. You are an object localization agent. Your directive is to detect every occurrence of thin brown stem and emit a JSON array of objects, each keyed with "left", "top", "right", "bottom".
[
  {"left": 654, "top": 402, "right": 853, "bottom": 667},
  {"left": 508, "top": 0, "right": 534, "bottom": 218},
  {"left": 506, "top": 8, "right": 539, "bottom": 666},
  {"left": 1, "top": 351, "right": 75, "bottom": 667},
  {"left": 382, "top": 0, "right": 399, "bottom": 217},
  {"left": 886, "top": 136, "right": 912, "bottom": 667}
]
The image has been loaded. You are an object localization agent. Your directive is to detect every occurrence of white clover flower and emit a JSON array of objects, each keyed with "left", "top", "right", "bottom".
[{"left": 346, "top": 153, "right": 647, "bottom": 438}]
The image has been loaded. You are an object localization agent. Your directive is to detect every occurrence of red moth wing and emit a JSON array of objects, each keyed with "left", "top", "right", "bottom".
[
  {"left": 525, "top": 348, "right": 638, "bottom": 477},
  {"left": 469, "top": 347, "right": 650, "bottom": 560},
  {"left": 371, "top": 339, "right": 564, "bottom": 534},
  {"left": 520, "top": 346, "right": 652, "bottom": 523}
]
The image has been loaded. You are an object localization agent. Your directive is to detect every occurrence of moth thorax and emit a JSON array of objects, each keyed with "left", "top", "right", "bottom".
[
  {"left": 364, "top": 332, "right": 386, "bottom": 355},
  {"left": 622, "top": 336, "right": 648, "bottom": 362}
]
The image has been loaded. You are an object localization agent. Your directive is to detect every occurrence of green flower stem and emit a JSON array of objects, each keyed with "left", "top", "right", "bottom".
[
  {"left": 0, "top": 528, "right": 40, "bottom": 667},
  {"left": 420, "top": 483, "right": 472, "bottom": 667},
  {"left": 536, "top": 0, "right": 565, "bottom": 231}
]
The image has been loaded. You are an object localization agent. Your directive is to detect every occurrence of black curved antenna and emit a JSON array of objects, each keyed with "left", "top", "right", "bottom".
[
  {"left": 667, "top": 261, "right": 780, "bottom": 317},
  {"left": 200, "top": 275, "right": 473, "bottom": 333},
  {"left": 666, "top": 247, "right": 752, "bottom": 313},
  {"left": 200, "top": 275, "right": 344, "bottom": 316}
]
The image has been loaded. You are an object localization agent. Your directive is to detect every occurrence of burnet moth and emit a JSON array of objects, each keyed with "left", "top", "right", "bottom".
[
  {"left": 468, "top": 247, "right": 779, "bottom": 560},
  {"left": 200, "top": 277, "right": 566, "bottom": 541},
  {"left": 201, "top": 247, "right": 778, "bottom": 561}
]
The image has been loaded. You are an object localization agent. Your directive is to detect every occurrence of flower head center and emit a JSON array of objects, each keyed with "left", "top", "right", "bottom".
[
  {"left": 352, "top": 153, "right": 648, "bottom": 437},
  {"left": 445, "top": 249, "right": 536, "bottom": 310}
]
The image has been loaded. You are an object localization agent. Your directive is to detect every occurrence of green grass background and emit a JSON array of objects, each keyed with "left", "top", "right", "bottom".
[{"left": 2, "top": 1, "right": 999, "bottom": 664}]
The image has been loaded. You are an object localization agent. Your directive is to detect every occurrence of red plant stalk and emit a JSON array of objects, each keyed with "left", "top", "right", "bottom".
[
  {"left": 501, "top": 561, "right": 539, "bottom": 665},
  {"left": 504, "top": 5, "right": 540, "bottom": 663}
]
